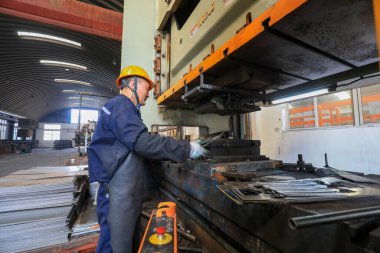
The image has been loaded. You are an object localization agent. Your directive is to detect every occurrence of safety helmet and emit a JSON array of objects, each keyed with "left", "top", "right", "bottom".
[{"left": 116, "top": 65, "right": 154, "bottom": 90}]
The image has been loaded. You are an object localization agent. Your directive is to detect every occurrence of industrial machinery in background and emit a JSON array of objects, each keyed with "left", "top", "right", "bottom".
[
  {"left": 75, "top": 121, "right": 96, "bottom": 156},
  {"left": 151, "top": 125, "right": 208, "bottom": 141},
  {"left": 149, "top": 0, "right": 380, "bottom": 252},
  {"left": 14, "top": 118, "right": 36, "bottom": 153},
  {"left": 74, "top": 93, "right": 110, "bottom": 156},
  {"left": 17, "top": 118, "right": 35, "bottom": 140}
]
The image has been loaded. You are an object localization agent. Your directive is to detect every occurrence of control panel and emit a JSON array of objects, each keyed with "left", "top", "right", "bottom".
[{"left": 138, "top": 202, "right": 177, "bottom": 253}]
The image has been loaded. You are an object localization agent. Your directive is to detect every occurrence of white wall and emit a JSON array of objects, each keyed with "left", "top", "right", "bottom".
[
  {"left": 253, "top": 106, "right": 380, "bottom": 175},
  {"left": 36, "top": 123, "right": 76, "bottom": 148},
  {"left": 121, "top": 0, "right": 229, "bottom": 133}
]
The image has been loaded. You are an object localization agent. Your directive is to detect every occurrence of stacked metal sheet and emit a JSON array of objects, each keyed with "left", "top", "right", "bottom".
[
  {"left": 219, "top": 177, "right": 380, "bottom": 204},
  {"left": 0, "top": 175, "right": 89, "bottom": 252},
  {"left": 69, "top": 183, "right": 100, "bottom": 239},
  {"left": 0, "top": 217, "right": 69, "bottom": 252}
]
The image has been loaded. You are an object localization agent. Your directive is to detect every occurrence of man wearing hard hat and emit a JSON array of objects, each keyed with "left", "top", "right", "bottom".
[{"left": 88, "top": 65, "right": 207, "bottom": 253}]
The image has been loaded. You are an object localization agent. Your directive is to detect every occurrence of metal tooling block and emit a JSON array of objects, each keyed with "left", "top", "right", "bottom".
[
  {"left": 186, "top": 158, "right": 281, "bottom": 180},
  {"left": 210, "top": 139, "right": 261, "bottom": 157}
]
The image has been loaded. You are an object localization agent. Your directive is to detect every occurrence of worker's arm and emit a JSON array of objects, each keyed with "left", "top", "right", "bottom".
[
  {"left": 108, "top": 98, "right": 191, "bottom": 162},
  {"left": 134, "top": 132, "right": 190, "bottom": 163}
]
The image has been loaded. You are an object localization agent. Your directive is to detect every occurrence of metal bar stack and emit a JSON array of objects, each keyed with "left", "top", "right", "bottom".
[
  {"left": 53, "top": 140, "right": 73, "bottom": 150},
  {"left": 69, "top": 182, "right": 100, "bottom": 239},
  {"left": 0, "top": 175, "right": 89, "bottom": 252},
  {"left": 219, "top": 176, "right": 380, "bottom": 204}
]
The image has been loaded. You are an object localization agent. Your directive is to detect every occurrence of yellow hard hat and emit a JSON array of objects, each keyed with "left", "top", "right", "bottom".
[{"left": 116, "top": 65, "right": 154, "bottom": 90}]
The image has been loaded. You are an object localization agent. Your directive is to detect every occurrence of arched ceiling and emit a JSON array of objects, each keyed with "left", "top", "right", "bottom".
[{"left": 0, "top": 14, "right": 121, "bottom": 120}]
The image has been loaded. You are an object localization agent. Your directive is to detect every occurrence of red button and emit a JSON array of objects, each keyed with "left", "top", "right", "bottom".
[{"left": 156, "top": 227, "right": 166, "bottom": 235}]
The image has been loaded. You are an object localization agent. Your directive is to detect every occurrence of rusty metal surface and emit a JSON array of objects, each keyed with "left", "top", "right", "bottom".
[
  {"left": 175, "top": 206, "right": 233, "bottom": 253},
  {"left": 160, "top": 161, "right": 380, "bottom": 252},
  {"left": 161, "top": 183, "right": 278, "bottom": 253},
  {"left": 191, "top": 160, "right": 281, "bottom": 181}
]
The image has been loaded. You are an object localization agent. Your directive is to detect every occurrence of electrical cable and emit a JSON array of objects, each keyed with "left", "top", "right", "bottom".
[{"left": 337, "top": 74, "right": 380, "bottom": 87}]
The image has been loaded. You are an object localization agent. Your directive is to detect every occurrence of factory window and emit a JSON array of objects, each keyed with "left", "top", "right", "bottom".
[
  {"left": 0, "top": 119, "right": 7, "bottom": 140},
  {"left": 71, "top": 109, "right": 99, "bottom": 124},
  {"left": 360, "top": 84, "right": 380, "bottom": 124},
  {"left": 288, "top": 98, "right": 315, "bottom": 129},
  {"left": 13, "top": 122, "right": 18, "bottom": 140},
  {"left": 43, "top": 124, "right": 61, "bottom": 141},
  {"left": 287, "top": 91, "right": 355, "bottom": 129},
  {"left": 316, "top": 91, "right": 354, "bottom": 127}
]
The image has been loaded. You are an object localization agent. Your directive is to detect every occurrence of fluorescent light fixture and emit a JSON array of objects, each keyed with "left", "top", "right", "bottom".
[
  {"left": 63, "top": 90, "right": 79, "bottom": 93},
  {"left": 55, "top": 79, "right": 92, "bottom": 86},
  {"left": 335, "top": 91, "right": 350, "bottom": 100},
  {"left": 67, "top": 97, "right": 94, "bottom": 101},
  {"left": 18, "top": 31, "right": 81, "bottom": 47},
  {"left": 271, "top": 88, "right": 329, "bottom": 104},
  {"left": 63, "top": 90, "right": 93, "bottom": 95},
  {"left": 40, "top": 60, "right": 87, "bottom": 70}
]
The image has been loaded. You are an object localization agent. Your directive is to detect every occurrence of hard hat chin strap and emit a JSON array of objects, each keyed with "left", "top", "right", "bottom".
[
  {"left": 122, "top": 77, "right": 141, "bottom": 110},
  {"left": 132, "top": 76, "right": 141, "bottom": 109}
]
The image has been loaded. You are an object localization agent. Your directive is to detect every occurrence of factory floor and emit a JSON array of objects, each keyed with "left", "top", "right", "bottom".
[{"left": 0, "top": 148, "right": 79, "bottom": 178}]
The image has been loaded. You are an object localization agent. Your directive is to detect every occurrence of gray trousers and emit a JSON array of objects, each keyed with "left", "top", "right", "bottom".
[{"left": 108, "top": 152, "right": 144, "bottom": 253}]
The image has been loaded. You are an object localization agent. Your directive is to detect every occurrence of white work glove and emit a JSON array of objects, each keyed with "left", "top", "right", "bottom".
[{"left": 189, "top": 141, "right": 208, "bottom": 159}]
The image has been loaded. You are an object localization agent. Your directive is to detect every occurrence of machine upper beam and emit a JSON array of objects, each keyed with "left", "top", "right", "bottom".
[
  {"left": 157, "top": 0, "right": 379, "bottom": 111},
  {"left": 156, "top": 0, "right": 307, "bottom": 106},
  {"left": 0, "top": 0, "right": 122, "bottom": 41}
]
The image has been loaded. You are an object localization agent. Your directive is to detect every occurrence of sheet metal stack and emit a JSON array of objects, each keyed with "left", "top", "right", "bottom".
[
  {"left": 219, "top": 176, "right": 380, "bottom": 205},
  {"left": 70, "top": 183, "right": 100, "bottom": 239},
  {"left": 0, "top": 167, "right": 89, "bottom": 252}
]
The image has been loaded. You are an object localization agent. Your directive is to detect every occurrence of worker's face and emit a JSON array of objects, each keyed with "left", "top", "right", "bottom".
[{"left": 136, "top": 78, "right": 150, "bottom": 106}]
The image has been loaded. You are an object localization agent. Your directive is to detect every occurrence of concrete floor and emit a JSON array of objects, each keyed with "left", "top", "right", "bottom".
[{"left": 0, "top": 148, "right": 79, "bottom": 178}]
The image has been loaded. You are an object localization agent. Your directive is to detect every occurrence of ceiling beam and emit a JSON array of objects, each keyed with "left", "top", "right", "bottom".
[{"left": 0, "top": 0, "right": 122, "bottom": 41}]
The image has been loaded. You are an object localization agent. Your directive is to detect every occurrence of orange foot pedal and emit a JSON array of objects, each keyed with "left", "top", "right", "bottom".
[{"left": 138, "top": 202, "right": 177, "bottom": 253}]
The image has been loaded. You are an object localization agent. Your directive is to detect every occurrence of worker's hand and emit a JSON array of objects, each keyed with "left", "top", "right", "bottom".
[{"left": 189, "top": 141, "right": 208, "bottom": 159}]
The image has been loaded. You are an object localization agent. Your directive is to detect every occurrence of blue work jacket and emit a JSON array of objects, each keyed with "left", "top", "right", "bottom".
[
  {"left": 88, "top": 95, "right": 146, "bottom": 183},
  {"left": 88, "top": 94, "right": 190, "bottom": 183}
]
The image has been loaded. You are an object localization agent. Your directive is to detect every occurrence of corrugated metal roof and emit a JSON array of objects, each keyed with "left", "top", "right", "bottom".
[{"left": 0, "top": 14, "right": 121, "bottom": 120}]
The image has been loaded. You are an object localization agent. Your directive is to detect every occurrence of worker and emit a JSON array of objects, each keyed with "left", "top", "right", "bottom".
[{"left": 88, "top": 65, "right": 207, "bottom": 253}]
